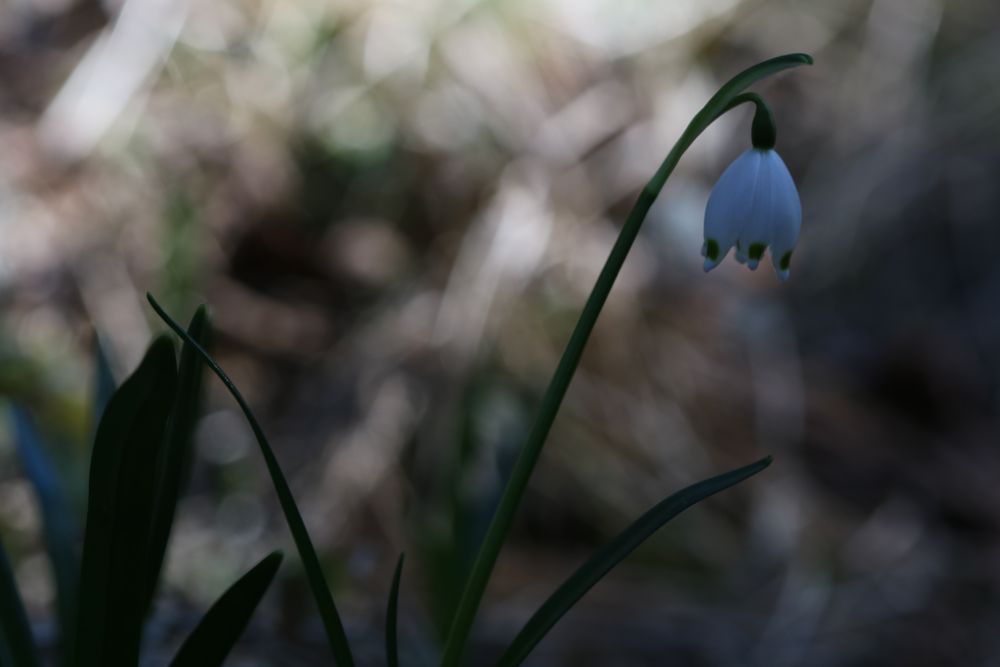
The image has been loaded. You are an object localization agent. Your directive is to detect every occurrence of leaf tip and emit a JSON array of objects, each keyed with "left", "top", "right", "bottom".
[
  {"left": 149, "top": 332, "right": 178, "bottom": 360},
  {"left": 391, "top": 552, "right": 405, "bottom": 588}
]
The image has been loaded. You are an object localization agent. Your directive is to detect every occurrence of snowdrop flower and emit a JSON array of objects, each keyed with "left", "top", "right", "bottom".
[{"left": 701, "top": 96, "right": 801, "bottom": 281}]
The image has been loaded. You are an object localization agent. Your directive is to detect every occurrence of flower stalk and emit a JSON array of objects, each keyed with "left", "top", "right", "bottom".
[
  {"left": 724, "top": 92, "right": 777, "bottom": 149},
  {"left": 439, "top": 53, "right": 812, "bottom": 667}
]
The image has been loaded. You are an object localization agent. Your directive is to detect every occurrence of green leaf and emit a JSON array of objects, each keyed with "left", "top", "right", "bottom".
[
  {"left": 142, "top": 306, "right": 211, "bottom": 615},
  {"left": 10, "top": 407, "right": 78, "bottom": 663},
  {"left": 495, "top": 456, "right": 773, "bottom": 667},
  {"left": 170, "top": 551, "right": 283, "bottom": 667},
  {"left": 74, "top": 337, "right": 178, "bottom": 667},
  {"left": 91, "top": 337, "right": 117, "bottom": 429},
  {"left": 0, "top": 537, "right": 40, "bottom": 667},
  {"left": 440, "top": 52, "right": 810, "bottom": 667},
  {"left": 147, "top": 294, "right": 356, "bottom": 666},
  {"left": 386, "top": 553, "right": 404, "bottom": 667}
]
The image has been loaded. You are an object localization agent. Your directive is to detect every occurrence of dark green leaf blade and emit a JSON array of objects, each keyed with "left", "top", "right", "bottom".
[
  {"left": 170, "top": 551, "right": 283, "bottom": 667},
  {"left": 10, "top": 407, "right": 78, "bottom": 663},
  {"left": 0, "top": 537, "right": 40, "bottom": 667},
  {"left": 386, "top": 553, "right": 404, "bottom": 667},
  {"left": 75, "top": 336, "right": 178, "bottom": 667},
  {"left": 496, "top": 456, "right": 773, "bottom": 667},
  {"left": 142, "top": 306, "right": 211, "bottom": 615},
  {"left": 147, "top": 294, "right": 355, "bottom": 667}
]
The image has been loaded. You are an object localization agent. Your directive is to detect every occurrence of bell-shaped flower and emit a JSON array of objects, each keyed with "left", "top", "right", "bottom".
[{"left": 701, "top": 148, "right": 801, "bottom": 281}]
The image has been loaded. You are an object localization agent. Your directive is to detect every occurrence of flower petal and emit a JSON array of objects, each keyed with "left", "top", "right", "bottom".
[
  {"left": 761, "top": 151, "right": 801, "bottom": 279},
  {"left": 734, "top": 149, "right": 773, "bottom": 271},
  {"left": 703, "top": 149, "right": 761, "bottom": 271}
]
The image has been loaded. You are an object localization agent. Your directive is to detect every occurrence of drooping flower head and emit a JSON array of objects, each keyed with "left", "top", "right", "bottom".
[{"left": 701, "top": 94, "right": 801, "bottom": 281}]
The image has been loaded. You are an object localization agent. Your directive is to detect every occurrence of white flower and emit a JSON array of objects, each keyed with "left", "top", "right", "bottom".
[{"left": 701, "top": 148, "right": 801, "bottom": 281}]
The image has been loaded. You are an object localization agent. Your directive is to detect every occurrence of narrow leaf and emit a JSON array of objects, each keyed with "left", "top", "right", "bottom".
[
  {"left": 386, "top": 553, "right": 405, "bottom": 667},
  {"left": 496, "top": 456, "right": 773, "bottom": 667},
  {"left": 0, "top": 537, "right": 40, "bottom": 667},
  {"left": 142, "top": 306, "right": 211, "bottom": 614},
  {"left": 147, "top": 294, "right": 355, "bottom": 666},
  {"left": 75, "top": 337, "right": 178, "bottom": 667},
  {"left": 91, "top": 337, "right": 117, "bottom": 429},
  {"left": 170, "top": 551, "right": 283, "bottom": 667},
  {"left": 10, "top": 407, "right": 78, "bottom": 662}
]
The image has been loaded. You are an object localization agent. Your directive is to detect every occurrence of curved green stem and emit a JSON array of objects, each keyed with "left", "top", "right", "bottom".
[
  {"left": 724, "top": 92, "right": 777, "bottom": 149},
  {"left": 438, "top": 52, "right": 812, "bottom": 667}
]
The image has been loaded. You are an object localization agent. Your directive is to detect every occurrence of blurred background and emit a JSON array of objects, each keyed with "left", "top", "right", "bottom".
[{"left": 2, "top": 0, "right": 1000, "bottom": 664}]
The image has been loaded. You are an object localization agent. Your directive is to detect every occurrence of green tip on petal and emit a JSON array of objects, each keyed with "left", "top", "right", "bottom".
[
  {"left": 748, "top": 243, "right": 766, "bottom": 261},
  {"left": 780, "top": 251, "right": 792, "bottom": 270},
  {"left": 705, "top": 239, "right": 720, "bottom": 261}
]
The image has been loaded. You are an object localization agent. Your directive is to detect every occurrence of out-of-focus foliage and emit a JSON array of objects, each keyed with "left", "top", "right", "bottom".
[
  {"left": 2, "top": 0, "right": 1000, "bottom": 665},
  {"left": 2, "top": 309, "right": 282, "bottom": 667}
]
